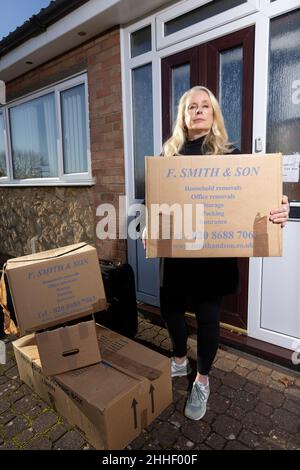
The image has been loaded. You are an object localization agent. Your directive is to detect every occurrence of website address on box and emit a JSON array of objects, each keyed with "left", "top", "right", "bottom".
[
  {"left": 174, "top": 242, "right": 253, "bottom": 250},
  {"left": 203, "top": 242, "right": 253, "bottom": 249}
]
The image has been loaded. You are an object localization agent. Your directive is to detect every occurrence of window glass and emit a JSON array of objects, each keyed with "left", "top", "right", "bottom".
[
  {"left": 165, "top": 0, "right": 246, "bottom": 36},
  {"left": 219, "top": 46, "right": 243, "bottom": 150},
  {"left": 132, "top": 64, "right": 153, "bottom": 199},
  {"left": 10, "top": 93, "right": 58, "bottom": 179},
  {"left": 131, "top": 26, "right": 152, "bottom": 58},
  {"left": 171, "top": 64, "right": 191, "bottom": 126},
  {"left": 0, "top": 113, "right": 7, "bottom": 177},
  {"left": 61, "top": 84, "right": 88, "bottom": 174},
  {"left": 267, "top": 9, "right": 300, "bottom": 202}
]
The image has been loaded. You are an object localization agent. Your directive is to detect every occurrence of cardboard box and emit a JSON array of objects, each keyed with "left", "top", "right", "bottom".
[
  {"left": 146, "top": 154, "right": 283, "bottom": 258},
  {"left": 96, "top": 325, "right": 172, "bottom": 423},
  {"left": 35, "top": 320, "right": 101, "bottom": 376},
  {"left": 5, "top": 243, "right": 106, "bottom": 335},
  {"left": 13, "top": 325, "right": 173, "bottom": 450}
]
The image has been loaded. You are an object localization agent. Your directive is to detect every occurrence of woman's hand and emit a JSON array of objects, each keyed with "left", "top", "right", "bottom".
[
  {"left": 269, "top": 195, "right": 289, "bottom": 227},
  {"left": 141, "top": 227, "right": 147, "bottom": 250}
]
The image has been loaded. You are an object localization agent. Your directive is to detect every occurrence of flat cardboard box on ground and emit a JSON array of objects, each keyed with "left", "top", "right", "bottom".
[
  {"left": 6, "top": 243, "right": 106, "bottom": 335},
  {"left": 13, "top": 325, "right": 173, "bottom": 450},
  {"left": 35, "top": 320, "right": 101, "bottom": 376},
  {"left": 146, "top": 153, "right": 282, "bottom": 258}
]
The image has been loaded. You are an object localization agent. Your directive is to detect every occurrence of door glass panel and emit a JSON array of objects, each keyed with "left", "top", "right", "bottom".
[
  {"left": 131, "top": 26, "right": 152, "bottom": 58},
  {"left": 267, "top": 9, "right": 300, "bottom": 202},
  {"left": 0, "top": 113, "right": 7, "bottom": 177},
  {"left": 171, "top": 63, "right": 191, "bottom": 127},
  {"left": 132, "top": 64, "right": 153, "bottom": 199},
  {"left": 219, "top": 46, "right": 243, "bottom": 150},
  {"left": 165, "top": 0, "right": 246, "bottom": 36}
]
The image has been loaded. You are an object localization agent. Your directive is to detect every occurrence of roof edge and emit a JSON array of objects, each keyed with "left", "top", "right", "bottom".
[{"left": 0, "top": 0, "right": 90, "bottom": 58}]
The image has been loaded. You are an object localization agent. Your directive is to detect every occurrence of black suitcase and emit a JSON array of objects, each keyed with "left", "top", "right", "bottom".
[{"left": 94, "top": 262, "right": 138, "bottom": 339}]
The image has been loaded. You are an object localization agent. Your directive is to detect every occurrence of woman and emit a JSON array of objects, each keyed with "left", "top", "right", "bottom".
[{"left": 143, "top": 85, "right": 289, "bottom": 421}]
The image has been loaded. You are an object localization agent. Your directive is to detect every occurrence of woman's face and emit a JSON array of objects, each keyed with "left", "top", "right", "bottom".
[{"left": 184, "top": 90, "right": 214, "bottom": 140}]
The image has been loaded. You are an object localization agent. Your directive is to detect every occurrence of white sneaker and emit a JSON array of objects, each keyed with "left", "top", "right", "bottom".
[
  {"left": 171, "top": 357, "right": 192, "bottom": 377},
  {"left": 184, "top": 379, "right": 210, "bottom": 420}
]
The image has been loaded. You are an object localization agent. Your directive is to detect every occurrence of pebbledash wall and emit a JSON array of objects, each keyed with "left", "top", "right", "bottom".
[
  {"left": 1, "top": 27, "right": 127, "bottom": 262},
  {"left": 0, "top": 187, "right": 95, "bottom": 257}
]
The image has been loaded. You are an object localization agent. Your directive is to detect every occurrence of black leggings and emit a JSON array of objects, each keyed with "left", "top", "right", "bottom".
[{"left": 160, "top": 288, "right": 222, "bottom": 375}]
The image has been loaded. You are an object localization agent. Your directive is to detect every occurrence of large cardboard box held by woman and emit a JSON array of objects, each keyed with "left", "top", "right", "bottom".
[{"left": 145, "top": 153, "right": 282, "bottom": 258}]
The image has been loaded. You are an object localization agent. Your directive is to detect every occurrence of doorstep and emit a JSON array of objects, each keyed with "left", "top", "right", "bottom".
[{"left": 137, "top": 303, "right": 300, "bottom": 372}]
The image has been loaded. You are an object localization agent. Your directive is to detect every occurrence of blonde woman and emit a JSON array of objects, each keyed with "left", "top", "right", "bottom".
[{"left": 144, "top": 86, "right": 289, "bottom": 421}]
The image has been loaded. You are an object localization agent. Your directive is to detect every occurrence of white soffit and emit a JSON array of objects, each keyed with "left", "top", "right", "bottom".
[{"left": 0, "top": 0, "right": 175, "bottom": 82}]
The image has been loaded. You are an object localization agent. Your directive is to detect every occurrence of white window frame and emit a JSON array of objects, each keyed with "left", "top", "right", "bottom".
[
  {"left": 249, "top": 1, "right": 300, "bottom": 349},
  {"left": 0, "top": 109, "right": 10, "bottom": 182},
  {"left": 260, "top": 0, "right": 300, "bottom": 18},
  {"left": 156, "top": 0, "right": 260, "bottom": 50},
  {"left": 123, "top": 11, "right": 263, "bottom": 208},
  {"left": 122, "top": 0, "right": 300, "bottom": 207},
  {"left": 0, "top": 72, "right": 94, "bottom": 186},
  {"left": 122, "top": 16, "right": 156, "bottom": 69},
  {"left": 129, "top": 24, "right": 153, "bottom": 60},
  {"left": 121, "top": 17, "right": 161, "bottom": 206}
]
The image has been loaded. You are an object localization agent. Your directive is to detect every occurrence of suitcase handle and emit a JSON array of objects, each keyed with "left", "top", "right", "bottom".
[{"left": 99, "top": 259, "right": 121, "bottom": 267}]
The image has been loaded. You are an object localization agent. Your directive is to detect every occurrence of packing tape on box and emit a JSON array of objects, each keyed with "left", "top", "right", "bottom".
[
  {"left": 155, "top": 212, "right": 174, "bottom": 257},
  {"left": 102, "top": 352, "right": 162, "bottom": 381},
  {"left": 253, "top": 213, "right": 269, "bottom": 257}
]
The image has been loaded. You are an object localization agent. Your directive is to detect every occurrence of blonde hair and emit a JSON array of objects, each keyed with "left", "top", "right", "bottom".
[{"left": 163, "top": 86, "right": 234, "bottom": 157}]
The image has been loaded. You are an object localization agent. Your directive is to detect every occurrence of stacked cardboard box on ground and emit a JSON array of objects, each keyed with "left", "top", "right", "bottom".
[
  {"left": 6, "top": 243, "right": 105, "bottom": 375},
  {"left": 6, "top": 243, "right": 173, "bottom": 449},
  {"left": 13, "top": 326, "right": 172, "bottom": 449}
]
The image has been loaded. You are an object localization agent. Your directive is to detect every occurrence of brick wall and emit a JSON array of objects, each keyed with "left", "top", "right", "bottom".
[{"left": 6, "top": 26, "right": 127, "bottom": 263}]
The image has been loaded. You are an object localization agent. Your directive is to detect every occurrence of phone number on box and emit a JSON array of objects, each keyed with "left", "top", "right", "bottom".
[{"left": 190, "top": 230, "right": 254, "bottom": 240}]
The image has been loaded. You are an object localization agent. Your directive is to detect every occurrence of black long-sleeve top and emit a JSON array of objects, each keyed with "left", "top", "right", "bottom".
[{"left": 162, "top": 135, "right": 240, "bottom": 298}]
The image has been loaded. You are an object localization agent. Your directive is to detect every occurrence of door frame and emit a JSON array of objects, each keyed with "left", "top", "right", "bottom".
[
  {"left": 121, "top": 11, "right": 266, "bottom": 314},
  {"left": 121, "top": 11, "right": 263, "bottom": 207},
  {"left": 121, "top": 1, "right": 300, "bottom": 344}
]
